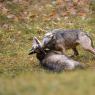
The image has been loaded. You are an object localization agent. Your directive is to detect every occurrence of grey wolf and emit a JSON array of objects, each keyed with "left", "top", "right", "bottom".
[{"left": 42, "top": 29, "right": 95, "bottom": 56}]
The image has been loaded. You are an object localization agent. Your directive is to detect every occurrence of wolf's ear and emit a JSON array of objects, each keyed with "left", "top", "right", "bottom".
[
  {"left": 32, "top": 37, "right": 38, "bottom": 46},
  {"left": 51, "top": 35, "right": 56, "bottom": 40},
  {"left": 33, "top": 37, "right": 42, "bottom": 46}
]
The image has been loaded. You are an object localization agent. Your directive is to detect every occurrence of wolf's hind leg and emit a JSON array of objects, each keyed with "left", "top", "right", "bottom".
[{"left": 78, "top": 33, "right": 95, "bottom": 55}]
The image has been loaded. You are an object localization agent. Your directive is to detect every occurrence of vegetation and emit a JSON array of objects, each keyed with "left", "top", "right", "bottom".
[{"left": 0, "top": 0, "right": 95, "bottom": 95}]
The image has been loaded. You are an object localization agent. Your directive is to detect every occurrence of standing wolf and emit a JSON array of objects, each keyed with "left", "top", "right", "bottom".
[
  {"left": 29, "top": 37, "right": 84, "bottom": 72},
  {"left": 42, "top": 29, "right": 95, "bottom": 56}
]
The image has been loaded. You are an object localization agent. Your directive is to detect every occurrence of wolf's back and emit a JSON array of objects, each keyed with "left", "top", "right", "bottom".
[{"left": 43, "top": 29, "right": 81, "bottom": 50}]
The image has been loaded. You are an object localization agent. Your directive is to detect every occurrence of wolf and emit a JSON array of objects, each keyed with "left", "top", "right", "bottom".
[
  {"left": 42, "top": 29, "right": 95, "bottom": 57},
  {"left": 29, "top": 37, "right": 85, "bottom": 72}
]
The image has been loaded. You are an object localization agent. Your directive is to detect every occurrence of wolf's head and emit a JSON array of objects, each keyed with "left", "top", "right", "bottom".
[
  {"left": 42, "top": 32, "right": 56, "bottom": 49},
  {"left": 28, "top": 37, "right": 43, "bottom": 55}
]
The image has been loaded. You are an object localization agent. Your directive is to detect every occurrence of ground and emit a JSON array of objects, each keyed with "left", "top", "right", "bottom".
[{"left": 0, "top": 0, "right": 95, "bottom": 95}]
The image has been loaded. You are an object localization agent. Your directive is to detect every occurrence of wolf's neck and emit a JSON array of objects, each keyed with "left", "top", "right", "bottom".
[{"left": 36, "top": 51, "right": 46, "bottom": 62}]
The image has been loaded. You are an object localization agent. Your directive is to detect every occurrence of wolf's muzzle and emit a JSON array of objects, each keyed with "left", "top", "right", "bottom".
[{"left": 28, "top": 49, "right": 35, "bottom": 55}]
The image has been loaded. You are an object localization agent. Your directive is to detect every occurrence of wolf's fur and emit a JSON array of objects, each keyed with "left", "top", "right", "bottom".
[
  {"left": 29, "top": 37, "right": 84, "bottom": 72},
  {"left": 42, "top": 29, "right": 95, "bottom": 56}
]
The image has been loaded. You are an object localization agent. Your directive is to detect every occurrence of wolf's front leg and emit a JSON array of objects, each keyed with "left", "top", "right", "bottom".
[{"left": 71, "top": 47, "right": 79, "bottom": 57}]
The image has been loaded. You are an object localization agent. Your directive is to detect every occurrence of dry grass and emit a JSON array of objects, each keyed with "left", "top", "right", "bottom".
[{"left": 0, "top": 0, "right": 95, "bottom": 95}]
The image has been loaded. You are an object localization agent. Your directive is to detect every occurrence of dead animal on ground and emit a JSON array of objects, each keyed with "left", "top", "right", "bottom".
[{"left": 29, "top": 37, "right": 85, "bottom": 72}]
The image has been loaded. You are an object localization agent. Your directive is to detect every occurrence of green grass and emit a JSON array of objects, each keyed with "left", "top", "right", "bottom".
[
  {"left": 0, "top": 70, "right": 95, "bottom": 95},
  {"left": 0, "top": 1, "right": 95, "bottom": 95}
]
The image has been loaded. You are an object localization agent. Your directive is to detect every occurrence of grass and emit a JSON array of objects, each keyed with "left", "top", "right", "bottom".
[
  {"left": 0, "top": 70, "right": 95, "bottom": 95},
  {"left": 0, "top": 0, "right": 95, "bottom": 95}
]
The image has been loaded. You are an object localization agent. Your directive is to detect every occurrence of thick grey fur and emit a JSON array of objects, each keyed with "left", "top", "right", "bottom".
[
  {"left": 29, "top": 37, "right": 85, "bottom": 72},
  {"left": 42, "top": 29, "right": 95, "bottom": 56}
]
